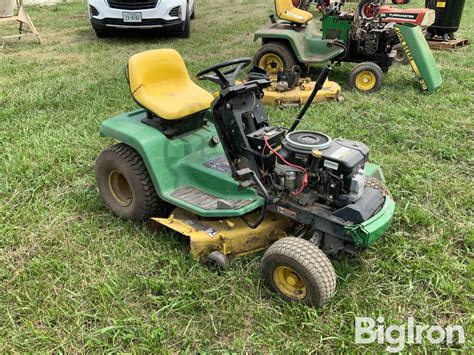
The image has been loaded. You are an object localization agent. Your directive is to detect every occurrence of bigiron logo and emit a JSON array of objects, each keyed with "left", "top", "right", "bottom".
[{"left": 355, "top": 317, "right": 465, "bottom": 352}]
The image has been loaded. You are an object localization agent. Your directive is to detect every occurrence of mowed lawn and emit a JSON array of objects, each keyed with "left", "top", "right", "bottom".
[{"left": 0, "top": 0, "right": 472, "bottom": 352}]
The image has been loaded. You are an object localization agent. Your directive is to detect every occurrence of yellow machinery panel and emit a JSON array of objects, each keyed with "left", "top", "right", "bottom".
[
  {"left": 152, "top": 208, "right": 294, "bottom": 260},
  {"left": 262, "top": 78, "right": 342, "bottom": 106}
]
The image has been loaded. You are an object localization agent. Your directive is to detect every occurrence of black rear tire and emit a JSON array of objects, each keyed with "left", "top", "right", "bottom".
[
  {"left": 262, "top": 237, "right": 336, "bottom": 307},
  {"left": 95, "top": 143, "right": 172, "bottom": 221},
  {"left": 190, "top": 2, "right": 196, "bottom": 19},
  {"left": 253, "top": 42, "right": 300, "bottom": 75},
  {"left": 292, "top": 0, "right": 311, "bottom": 11},
  {"left": 94, "top": 29, "right": 109, "bottom": 38},
  {"left": 391, "top": 44, "right": 409, "bottom": 65},
  {"left": 180, "top": 4, "right": 191, "bottom": 38}
]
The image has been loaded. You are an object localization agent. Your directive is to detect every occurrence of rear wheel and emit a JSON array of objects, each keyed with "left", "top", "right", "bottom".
[
  {"left": 253, "top": 42, "right": 299, "bottom": 75},
  {"left": 391, "top": 44, "right": 409, "bottom": 65},
  {"left": 94, "top": 29, "right": 109, "bottom": 38},
  {"left": 190, "top": 1, "right": 196, "bottom": 19},
  {"left": 95, "top": 143, "right": 172, "bottom": 221},
  {"left": 180, "top": 4, "right": 191, "bottom": 38},
  {"left": 359, "top": 0, "right": 381, "bottom": 20},
  {"left": 292, "top": 0, "right": 310, "bottom": 10},
  {"left": 348, "top": 62, "right": 383, "bottom": 93},
  {"left": 261, "top": 237, "right": 336, "bottom": 307}
]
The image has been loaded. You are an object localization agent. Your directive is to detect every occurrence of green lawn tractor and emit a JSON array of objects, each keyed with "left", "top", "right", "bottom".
[
  {"left": 254, "top": 0, "right": 436, "bottom": 92},
  {"left": 95, "top": 48, "right": 395, "bottom": 307}
]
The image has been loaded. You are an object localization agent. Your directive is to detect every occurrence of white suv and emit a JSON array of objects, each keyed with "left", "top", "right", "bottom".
[{"left": 87, "top": 0, "right": 195, "bottom": 38}]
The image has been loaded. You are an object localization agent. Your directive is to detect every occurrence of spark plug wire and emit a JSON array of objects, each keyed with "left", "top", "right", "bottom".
[{"left": 263, "top": 135, "right": 308, "bottom": 196}]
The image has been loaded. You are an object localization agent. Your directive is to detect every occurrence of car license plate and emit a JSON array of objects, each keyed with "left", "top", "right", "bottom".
[{"left": 123, "top": 12, "right": 142, "bottom": 23}]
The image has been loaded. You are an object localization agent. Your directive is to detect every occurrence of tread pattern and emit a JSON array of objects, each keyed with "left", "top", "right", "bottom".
[
  {"left": 365, "top": 176, "right": 392, "bottom": 198},
  {"left": 262, "top": 237, "right": 336, "bottom": 306},
  {"left": 99, "top": 143, "right": 169, "bottom": 220}
]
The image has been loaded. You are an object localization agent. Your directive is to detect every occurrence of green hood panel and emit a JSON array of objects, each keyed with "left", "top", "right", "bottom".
[
  {"left": 394, "top": 23, "right": 442, "bottom": 93},
  {"left": 100, "top": 109, "right": 263, "bottom": 217}
]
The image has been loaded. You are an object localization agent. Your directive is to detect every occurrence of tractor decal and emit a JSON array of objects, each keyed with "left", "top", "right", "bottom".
[{"left": 394, "top": 26, "right": 428, "bottom": 92}]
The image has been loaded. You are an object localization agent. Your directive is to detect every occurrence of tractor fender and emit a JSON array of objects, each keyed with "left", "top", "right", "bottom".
[
  {"left": 254, "top": 25, "right": 309, "bottom": 63},
  {"left": 99, "top": 109, "right": 221, "bottom": 204},
  {"left": 254, "top": 22, "right": 345, "bottom": 64},
  {"left": 99, "top": 109, "right": 263, "bottom": 217}
]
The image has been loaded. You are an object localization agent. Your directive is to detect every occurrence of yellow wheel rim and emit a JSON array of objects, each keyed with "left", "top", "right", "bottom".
[
  {"left": 273, "top": 265, "right": 307, "bottom": 300},
  {"left": 108, "top": 170, "right": 133, "bottom": 207},
  {"left": 258, "top": 53, "right": 284, "bottom": 75},
  {"left": 355, "top": 70, "right": 377, "bottom": 91}
]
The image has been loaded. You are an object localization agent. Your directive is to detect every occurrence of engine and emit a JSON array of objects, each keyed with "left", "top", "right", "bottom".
[
  {"left": 351, "top": 22, "right": 395, "bottom": 57},
  {"left": 270, "top": 131, "right": 369, "bottom": 207}
]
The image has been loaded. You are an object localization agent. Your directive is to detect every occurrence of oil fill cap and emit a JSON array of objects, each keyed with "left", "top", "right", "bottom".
[{"left": 312, "top": 149, "right": 322, "bottom": 158}]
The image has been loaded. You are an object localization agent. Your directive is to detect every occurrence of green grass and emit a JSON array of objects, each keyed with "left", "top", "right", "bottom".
[{"left": 0, "top": 0, "right": 472, "bottom": 351}]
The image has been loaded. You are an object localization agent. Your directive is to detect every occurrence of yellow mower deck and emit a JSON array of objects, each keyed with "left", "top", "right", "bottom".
[
  {"left": 152, "top": 208, "right": 293, "bottom": 260},
  {"left": 262, "top": 77, "right": 342, "bottom": 106}
]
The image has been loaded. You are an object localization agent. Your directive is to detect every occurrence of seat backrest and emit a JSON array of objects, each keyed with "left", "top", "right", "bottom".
[
  {"left": 275, "top": 0, "right": 294, "bottom": 15},
  {"left": 128, "top": 49, "right": 190, "bottom": 95},
  {"left": 274, "top": 0, "right": 313, "bottom": 24}
]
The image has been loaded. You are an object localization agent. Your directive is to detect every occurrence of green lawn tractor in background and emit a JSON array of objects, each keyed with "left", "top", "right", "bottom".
[
  {"left": 254, "top": 0, "right": 437, "bottom": 92},
  {"left": 95, "top": 48, "right": 395, "bottom": 307}
]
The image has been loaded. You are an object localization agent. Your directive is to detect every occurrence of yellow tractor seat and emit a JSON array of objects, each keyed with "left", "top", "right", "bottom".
[
  {"left": 128, "top": 49, "right": 214, "bottom": 121},
  {"left": 275, "top": 0, "right": 313, "bottom": 25}
]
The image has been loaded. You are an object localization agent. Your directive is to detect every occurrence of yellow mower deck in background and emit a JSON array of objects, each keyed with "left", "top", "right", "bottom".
[{"left": 262, "top": 77, "right": 342, "bottom": 106}]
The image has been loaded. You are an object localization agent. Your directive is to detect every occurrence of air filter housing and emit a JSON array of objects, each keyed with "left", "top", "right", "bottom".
[{"left": 280, "top": 131, "right": 369, "bottom": 175}]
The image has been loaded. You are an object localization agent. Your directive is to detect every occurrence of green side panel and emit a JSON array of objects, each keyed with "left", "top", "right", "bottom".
[
  {"left": 321, "top": 15, "right": 351, "bottom": 43},
  {"left": 394, "top": 23, "right": 442, "bottom": 93},
  {"left": 364, "top": 163, "right": 386, "bottom": 183},
  {"left": 254, "top": 21, "right": 345, "bottom": 63},
  {"left": 345, "top": 197, "right": 396, "bottom": 247},
  {"left": 99, "top": 109, "right": 263, "bottom": 217}
]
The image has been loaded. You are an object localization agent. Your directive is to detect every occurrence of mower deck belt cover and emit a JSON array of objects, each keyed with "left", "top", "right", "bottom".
[{"left": 394, "top": 23, "right": 442, "bottom": 93}]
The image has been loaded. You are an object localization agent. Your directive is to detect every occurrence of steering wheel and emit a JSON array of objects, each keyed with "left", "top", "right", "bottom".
[{"left": 197, "top": 58, "right": 252, "bottom": 89}]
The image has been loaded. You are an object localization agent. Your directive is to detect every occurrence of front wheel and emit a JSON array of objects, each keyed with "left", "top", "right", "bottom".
[
  {"left": 95, "top": 143, "right": 172, "bottom": 221},
  {"left": 261, "top": 237, "right": 336, "bottom": 307},
  {"left": 253, "top": 42, "right": 299, "bottom": 75},
  {"left": 348, "top": 62, "right": 384, "bottom": 93}
]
